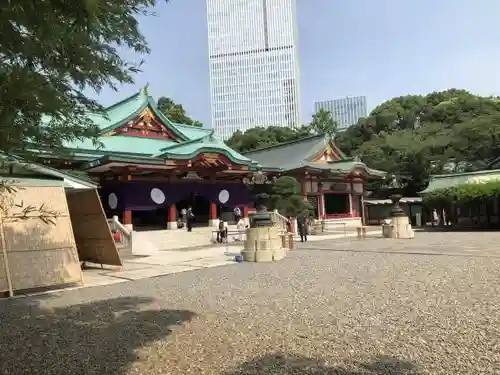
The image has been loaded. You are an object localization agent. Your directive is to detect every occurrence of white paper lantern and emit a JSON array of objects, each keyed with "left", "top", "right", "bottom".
[
  {"left": 150, "top": 188, "right": 166, "bottom": 204},
  {"left": 218, "top": 189, "right": 230, "bottom": 204},
  {"left": 108, "top": 193, "right": 118, "bottom": 209}
]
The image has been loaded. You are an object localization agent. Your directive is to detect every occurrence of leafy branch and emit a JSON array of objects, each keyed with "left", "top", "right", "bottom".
[{"left": 0, "top": 179, "right": 59, "bottom": 225}]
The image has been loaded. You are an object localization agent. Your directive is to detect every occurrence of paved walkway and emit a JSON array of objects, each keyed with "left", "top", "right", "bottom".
[{"left": 81, "top": 230, "right": 378, "bottom": 287}]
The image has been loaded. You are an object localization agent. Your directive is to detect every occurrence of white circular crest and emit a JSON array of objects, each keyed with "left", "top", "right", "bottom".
[
  {"left": 150, "top": 188, "right": 166, "bottom": 204},
  {"left": 108, "top": 193, "right": 118, "bottom": 209},
  {"left": 218, "top": 189, "right": 230, "bottom": 204}
]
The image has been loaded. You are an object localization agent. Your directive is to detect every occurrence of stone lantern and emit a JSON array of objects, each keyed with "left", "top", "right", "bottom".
[
  {"left": 241, "top": 169, "right": 286, "bottom": 262},
  {"left": 380, "top": 174, "right": 415, "bottom": 239}
]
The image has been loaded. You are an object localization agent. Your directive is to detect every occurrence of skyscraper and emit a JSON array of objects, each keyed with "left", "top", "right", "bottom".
[
  {"left": 314, "top": 96, "right": 368, "bottom": 130},
  {"left": 206, "top": 0, "right": 301, "bottom": 140}
]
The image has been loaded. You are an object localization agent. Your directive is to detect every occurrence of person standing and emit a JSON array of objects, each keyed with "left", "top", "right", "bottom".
[
  {"left": 181, "top": 208, "right": 187, "bottom": 225},
  {"left": 186, "top": 206, "right": 194, "bottom": 232},
  {"left": 432, "top": 209, "right": 439, "bottom": 227},
  {"left": 217, "top": 217, "right": 227, "bottom": 243},
  {"left": 233, "top": 206, "right": 242, "bottom": 223},
  {"left": 297, "top": 213, "right": 308, "bottom": 242}
]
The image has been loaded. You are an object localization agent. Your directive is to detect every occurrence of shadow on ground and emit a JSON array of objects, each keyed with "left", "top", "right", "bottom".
[
  {"left": 417, "top": 226, "right": 500, "bottom": 232},
  {"left": 0, "top": 295, "right": 195, "bottom": 375},
  {"left": 225, "top": 353, "right": 420, "bottom": 375}
]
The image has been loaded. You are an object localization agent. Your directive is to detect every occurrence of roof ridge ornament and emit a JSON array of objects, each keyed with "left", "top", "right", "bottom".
[
  {"left": 203, "top": 129, "right": 215, "bottom": 142},
  {"left": 140, "top": 83, "right": 150, "bottom": 96}
]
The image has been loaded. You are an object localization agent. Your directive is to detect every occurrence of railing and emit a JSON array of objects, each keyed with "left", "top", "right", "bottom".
[
  {"left": 271, "top": 210, "right": 290, "bottom": 233},
  {"left": 107, "top": 215, "right": 132, "bottom": 249},
  {"left": 324, "top": 213, "right": 358, "bottom": 219}
]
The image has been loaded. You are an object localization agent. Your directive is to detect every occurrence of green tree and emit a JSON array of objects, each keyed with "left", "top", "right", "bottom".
[
  {"left": 270, "top": 176, "right": 312, "bottom": 217},
  {"left": 226, "top": 126, "right": 311, "bottom": 152},
  {"left": 336, "top": 89, "right": 500, "bottom": 194},
  {"left": 0, "top": 0, "right": 167, "bottom": 153},
  {"left": 309, "top": 108, "right": 338, "bottom": 138},
  {"left": 157, "top": 97, "right": 203, "bottom": 127}
]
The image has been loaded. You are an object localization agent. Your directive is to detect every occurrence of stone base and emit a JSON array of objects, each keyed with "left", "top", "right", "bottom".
[
  {"left": 124, "top": 223, "right": 133, "bottom": 231},
  {"left": 209, "top": 219, "right": 218, "bottom": 227},
  {"left": 167, "top": 221, "right": 177, "bottom": 230},
  {"left": 382, "top": 216, "right": 415, "bottom": 239},
  {"left": 242, "top": 226, "right": 286, "bottom": 262}
]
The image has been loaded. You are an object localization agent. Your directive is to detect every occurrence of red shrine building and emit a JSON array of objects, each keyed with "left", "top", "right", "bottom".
[
  {"left": 30, "top": 87, "right": 385, "bottom": 230},
  {"left": 243, "top": 135, "right": 385, "bottom": 227}
]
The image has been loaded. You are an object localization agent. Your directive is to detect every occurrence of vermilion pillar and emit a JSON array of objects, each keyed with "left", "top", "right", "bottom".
[
  {"left": 167, "top": 204, "right": 177, "bottom": 230},
  {"left": 318, "top": 194, "right": 325, "bottom": 219},
  {"left": 123, "top": 210, "right": 132, "bottom": 225},
  {"left": 209, "top": 202, "right": 217, "bottom": 220},
  {"left": 168, "top": 204, "right": 177, "bottom": 222},
  {"left": 242, "top": 205, "right": 250, "bottom": 226}
]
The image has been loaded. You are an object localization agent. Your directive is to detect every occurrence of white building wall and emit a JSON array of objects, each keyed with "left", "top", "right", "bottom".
[{"left": 206, "top": 0, "right": 301, "bottom": 140}]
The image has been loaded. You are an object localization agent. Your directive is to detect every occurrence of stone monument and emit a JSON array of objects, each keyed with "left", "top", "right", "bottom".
[
  {"left": 241, "top": 169, "right": 286, "bottom": 262},
  {"left": 381, "top": 175, "right": 415, "bottom": 239}
]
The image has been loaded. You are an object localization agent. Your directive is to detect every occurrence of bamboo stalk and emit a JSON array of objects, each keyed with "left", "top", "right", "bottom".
[{"left": 0, "top": 211, "right": 14, "bottom": 297}]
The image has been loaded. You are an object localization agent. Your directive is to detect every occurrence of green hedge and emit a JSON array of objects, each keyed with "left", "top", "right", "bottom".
[{"left": 423, "top": 180, "right": 500, "bottom": 207}]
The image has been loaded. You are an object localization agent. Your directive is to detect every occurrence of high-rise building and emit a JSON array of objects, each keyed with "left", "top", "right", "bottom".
[
  {"left": 206, "top": 0, "right": 301, "bottom": 140},
  {"left": 314, "top": 96, "right": 367, "bottom": 130}
]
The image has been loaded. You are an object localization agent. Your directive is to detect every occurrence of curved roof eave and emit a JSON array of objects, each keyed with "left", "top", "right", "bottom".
[{"left": 161, "top": 147, "right": 259, "bottom": 166}]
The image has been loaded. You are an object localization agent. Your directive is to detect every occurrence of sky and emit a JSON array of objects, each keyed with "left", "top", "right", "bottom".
[{"left": 91, "top": 0, "right": 500, "bottom": 128}]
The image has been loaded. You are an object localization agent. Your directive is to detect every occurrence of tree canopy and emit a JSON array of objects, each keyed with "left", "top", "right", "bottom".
[
  {"left": 226, "top": 89, "right": 500, "bottom": 194},
  {"left": 423, "top": 181, "right": 500, "bottom": 208},
  {"left": 157, "top": 97, "right": 202, "bottom": 127},
  {"left": 310, "top": 108, "right": 337, "bottom": 138},
  {"left": 336, "top": 89, "right": 500, "bottom": 193},
  {"left": 226, "top": 108, "right": 337, "bottom": 152},
  {"left": 270, "top": 176, "right": 312, "bottom": 217},
  {"left": 0, "top": 0, "right": 165, "bottom": 153}
]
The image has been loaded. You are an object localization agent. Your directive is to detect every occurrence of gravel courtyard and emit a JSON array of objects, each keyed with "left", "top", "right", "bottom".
[{"left": 1, "top": 231, "right": 500, "bottom": 374}]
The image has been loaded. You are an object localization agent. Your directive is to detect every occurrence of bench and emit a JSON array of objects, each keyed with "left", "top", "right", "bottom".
[{"left": 356, "top": 226, "right": 369, "bottom": 239}]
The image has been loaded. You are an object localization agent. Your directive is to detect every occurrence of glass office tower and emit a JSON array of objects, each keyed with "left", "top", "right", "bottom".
[
  {"left": 314, "top": 96, "right": 368, "bottom": 130},
  {"left": 206, "top": 0, "right": 301, "bottom": 139}
]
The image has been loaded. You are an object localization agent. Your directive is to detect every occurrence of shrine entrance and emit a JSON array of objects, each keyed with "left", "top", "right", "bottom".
[
  {"left": 176, "top": 192, "right": 211, "bottom": 227},
  {"left": 324, "top": 193, "right": 350, "bottom": 217}
]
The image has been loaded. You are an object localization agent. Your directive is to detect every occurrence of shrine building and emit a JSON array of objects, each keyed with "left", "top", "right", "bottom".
[
  {"left": 243, "top": 135, "right": 385, "bottom": 227},
  {"left": 28, "top": 87, "right": 385, "bottom": 230}
]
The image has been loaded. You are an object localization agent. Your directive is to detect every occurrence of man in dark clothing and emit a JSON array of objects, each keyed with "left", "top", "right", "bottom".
[
  {"left": 297, "top": 213, "right": 308, "bottom": 242},
  {"left": 217, "top": 218, "right": 227, "bottom": 243},
  {"left": 186, "top": 206, "right": 194, "bottom": 232}
]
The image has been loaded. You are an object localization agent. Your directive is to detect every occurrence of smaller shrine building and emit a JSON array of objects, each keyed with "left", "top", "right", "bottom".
[
  {"left": 243, "top": 136, "right": 385, "bottom": 226},
  {"left": 28, "top": 87, "right": 385, "bottom": 229}
]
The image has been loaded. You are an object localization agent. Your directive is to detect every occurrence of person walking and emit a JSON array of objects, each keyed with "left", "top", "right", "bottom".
[{"left": 186, "top": 206, "right": 194, "bottom": 232}]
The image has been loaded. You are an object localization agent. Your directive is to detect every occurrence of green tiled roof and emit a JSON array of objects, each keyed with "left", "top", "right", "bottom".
[
  {"left": 243, "top": 134, "right": 384, "bottom": 176},
  {"left": 95, "top": 87, "right": 188, "bottom": 142},
  {"left": 155, "top": 132, "right": 259, "bottom": 166},
  {"left": 64, "top": 135, "right": 176, "bottom": 157},
  {"left": 173, "top": 123, "right": 213, "bottom": 139},
  {"left": 35, "top": 87, "right": 263, "bottom": 169},
  {"left": 303, "top": 161, "right": 385, "bottom": 176},
  {"left": 420, "top": 169, "right": 500, "bottom": 194},
  {"left": 243, "top": 135, "right": 331, "bottom": 170}
]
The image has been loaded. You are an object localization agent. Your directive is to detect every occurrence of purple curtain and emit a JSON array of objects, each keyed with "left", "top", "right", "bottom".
[{"left": 101, "top": 181, "right": 251, "bottom": 211}]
